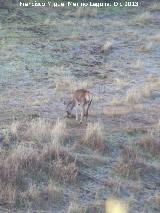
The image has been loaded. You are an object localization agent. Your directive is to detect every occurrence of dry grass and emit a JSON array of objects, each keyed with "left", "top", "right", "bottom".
[
  {"left": 63, "top": 19, "right": 73, "bottom": 26},
  {"left": 1, "top": 129, "right": 10, "bottom": 145},
  {"left": 134, "top": 12, "right": 153, "bottom": 25},
  {"left": 100, "top": 63, "right": 113, "bottom": 72},
  {"left": 74, "top": 7, "right": 97, "bottom": 17},
  {"left": 154, "top": 192, "right": 160, "bottom": 210},
  {"left": 0, "top": 119, "right": 67, "bottom": 184},
  {"left": 139, "top": 41, "right": 154, "bottom": 52},
  {"left": 25, "top": 118, "right": 52, "bottom": 143},
  {"left": 110, "top": 97, "right": 121, "bottom": 106},
  {"left": 67, "top": 202, "right": 85, "bottom": 213},
  {"left": 115, "top": 146, "right": 147, "bottom": 179},
  {"left": 0, "top": 183, "right": 16, "bottom": 207},
  {"left": 105, "top": 105, "right": 137, "bottom": 117},
  {"left": 150, "top": 33, "right": 160, "bottom": 42},
  {"left": 113, "top": 78, "right": 128, "bottom": 89},
  {"left": 143, "top": 83, "right": 158, "bottom": 98},
  {"left": 26, "top": 97, "right": 49, "bottom": 107},
  {"left": 148, "top": 2, "right": 160, "bottom": 11},
  {"left": 130, "top": 59, "right": 144, "bottom": 71},
  {"left": 51, "top": 118, "right": 67, "bottom": 144},
  {"left": 40, "top": 119, "right": 67, "bottom": 160},
  {"left": 51, "top": 160, "right": 78, "bottom": 183},
  {"left": 0, "top": 4, "right": 160, "bottom": 213},
  {"left": 41, "top": 142, "right": 61, "bottom": 161},
  {"left": 124, "top": 79, "right": 160, "bottom": 104},
  {"left": 10, "top": 120, "right": 21, "bottom": 139},
  {"left": 137, "top": 134, "right": 160, "bottom": 156},
  {"left": 55, "top": 76, "right": 92, "bottom": 92},
  {"left": 124, "top": 124, "right": 138, "bottom": 136},
  {"left": 0, "top": 118, "right": 77, "bottom": 207},
  {"left": 124, "top": 87, "right": 142, "bottom": 104},
  {"left": 41, "top": 143, "right": 78, "bottom": 182},
  {"left": 25, "top": 118, "right": 66, "bottom": 144},
  {"left": 83, "top": 122, "right": 106, "bottom": 152},
  {"left": 101, "top": 41, "right": 113, "bottom": 53},
  {"left": 0, "top": 144, "right": 39, "bottom": 184},
  {"left": 20, "top": 180, "right": 63, "bottom": 208}
]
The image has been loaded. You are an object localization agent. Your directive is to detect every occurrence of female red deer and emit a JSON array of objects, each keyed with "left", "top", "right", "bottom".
[{"left": 66, "top": 89, "right": 92, "bottom": 123}]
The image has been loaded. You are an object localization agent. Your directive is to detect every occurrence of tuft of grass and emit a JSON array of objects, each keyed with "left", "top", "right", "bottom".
[
  {"left": 0, "top": 144, "right": 39, "bottom": 184},
  {"left": 0, "top": 183, "right": 16, "bottom": 207},
  {"left": 137, "top": 134, "right": 160, "bottom": 156},
  {"left": 155, "top": 192, "right": 160, "bottom": 210},
  {"left": 130, "top": 59, "right": 144, "bottom": 71},
  {"left": 124, "top": 79, "right": 160, "bottom": 104},
  {"left": 113, "top": 78, "right": 128, "bottom": 89},
  {"left": 67, "top": 202, "right": 85, "bottom": 213},
  {"left": 43, "top": 179, "right": 63, "bottom": 202},
  {"left": 134, "top": 12, "right": 153, "bottom": 25},
  {"left": 1, "top": 129, "right": 10, "bottom": 145},
  {"left": 10, "top": 120, "right": 21, "bottom": 140},
  {"left": 124, "top": 125, "right": 138, "bottom": 136},
  {"left": 25, "top": 118, "right": 66, "bottom": 144},
  {"left": 143, "top": 80, "right": 160, "bottom": 97},
  {"left": 106, "top": 105, "right": 132, "bottom": 116},
  {"left": 124, "top": 87, "right": 142, "bottom": 104},
  {"left": 41, "top": 119, "right": 67, "bottom": 159},
  {"left": 40, "top": 144, "right": 78, "bottom": 183},
  {"left": 110, "top": 97, "right": 121, "bottom": 106},
  {"left": 148, "top": 2, "right": 160, "bottom": 11},
  {"left": 74, "top": 7, "right": 97, "bottom": 17},
  {"left": 51, "top": 118, "right": 66, "bottom": 144},
  {"left": 150, "top": 33, "right": 160, "bottom": 42},
  {"left": 25, "top": 118, "right": 52, "bottom": 143},
  {"left": 101, "top": 41, "right": 113, "bottom": 53},
  {"left": 55, "top": 76, "right": 92, "bottom": 92},
  {"left": 139, "top": 41, "right": 154, "bottom": 52},
  {"left": 20, "top": 181, "right": 63, "bottom": 208},
  {"left": 83, "top": 122, "right": 106, "bottom": 152},
  {"left": 115, "top": 145, "right": 147, "bottom": 179},
  {"left": 51, "top": 160, "right": 78, "bottom": 183}
]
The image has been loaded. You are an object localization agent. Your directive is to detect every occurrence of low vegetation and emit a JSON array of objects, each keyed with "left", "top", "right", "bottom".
[
  {"left": 101, "top": 41, "right": 113, "bottom": 54},
  {"left": 0, "top": 1, "right": 159, "bottom": 212},
  {"left": 83, "top": 122, "right": 106, "bottom": 152},
  {"left": 67, "top": 202, "right": 85, "bottom": 213},
  {"left": 137, "top": 134, "right": 160, "bottom": 156},
  {"left": 130, "top": 59, "right": 144, "bottom": 71},
  {"left": 115, "top": 145, "right": 147, "bottom": 179},
  {"left": 134, "top": 12, "right": 153, "bottom": 25}
]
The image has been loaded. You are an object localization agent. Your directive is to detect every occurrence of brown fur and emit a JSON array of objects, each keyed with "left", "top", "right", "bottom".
[{"left": 66, "top": 89, "right": 92, "bottom": 123}]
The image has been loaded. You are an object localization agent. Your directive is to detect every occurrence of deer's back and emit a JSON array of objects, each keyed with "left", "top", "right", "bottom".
[{"left": 73, "top": 89, "right": 92, "bottom": 103}]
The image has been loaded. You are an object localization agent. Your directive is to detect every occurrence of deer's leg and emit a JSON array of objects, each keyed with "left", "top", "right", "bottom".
[
  {"left": 80, "top": 105, "right": 85, "bottom": 123},
  {"left": 66, "top": 100, "right": 75, "bottom": 117},
  {"left": 85, "top": 104, "right": 89, "bottom": 122},
  {"left": 74, "top": 100, "right": 79, "bottom": 121},
  {"left": 84, "top": 105, "right": 87, "bottom": 117},
  {"left": 84, "top": 109, "right": 88, "bottom": 122},
  {"left": 85, "top": 100, "right": 92, "bottom": 121},
  {"left": 75, "top": 105, "right": 78, "bottom": 121}
]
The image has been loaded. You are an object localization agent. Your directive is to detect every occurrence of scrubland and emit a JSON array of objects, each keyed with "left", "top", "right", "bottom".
[{"left": 0, "top": 1, "right": 160, "bottom": 213}]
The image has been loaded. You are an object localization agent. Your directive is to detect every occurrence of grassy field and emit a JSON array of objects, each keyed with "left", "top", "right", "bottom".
[{"left": 0, "top": 1, "right": 160, "bottom": 212}]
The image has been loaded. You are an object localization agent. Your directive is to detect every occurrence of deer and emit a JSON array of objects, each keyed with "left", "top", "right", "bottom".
[{"left": 66, "top": 89, "right": 92, "bottom": 123}]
